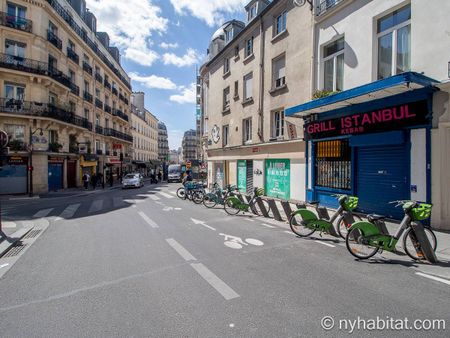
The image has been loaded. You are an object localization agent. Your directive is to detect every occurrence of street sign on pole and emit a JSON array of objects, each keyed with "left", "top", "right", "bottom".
[
  {"left": 0, "top": 130, "right": 8, "bottom": 148},
  {"left": 186, "top": 161, "right": 192, "bottom": 169}
]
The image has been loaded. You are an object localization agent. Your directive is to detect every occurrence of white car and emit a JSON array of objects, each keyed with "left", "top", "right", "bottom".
[{"left": 122, "top": 173, "right": 144, "bottom": 188}]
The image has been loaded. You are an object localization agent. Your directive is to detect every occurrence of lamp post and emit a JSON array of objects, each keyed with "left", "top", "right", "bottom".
[{"left": 29, "top": 127, "right": 44, "bottom": 197}]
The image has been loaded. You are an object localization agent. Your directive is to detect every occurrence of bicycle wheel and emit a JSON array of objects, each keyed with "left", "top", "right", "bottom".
[
  {"left": 346, "top": 227, "right": 379, "bottom": 259},
  {"left": 192, "top": 190, "right": 205, "bottom": 204},
  {"left": 403, "top": 227, "right": 437, "bottom": 261},
  {"left": 224, "top": 197, "right": 241, "bottom": 215},
  {"left": 337, "top": 214, "right": 362, "bottom": 239},
  {"left": 289, "top": 213, "right": 316, "bottom": 237},
  {"left": 203, "top": 194, "right": 217, "bottom": 208},
  {"left": 253, "top": 199, "right": 271, "bottom": 217},
  {"left": 176, "top": 187, "right": 186, "bottom": 200}
]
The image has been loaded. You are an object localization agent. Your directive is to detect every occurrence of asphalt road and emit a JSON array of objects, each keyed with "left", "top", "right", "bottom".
[{"left": 0, "top": 184, "right": 449, "bottom": 337}]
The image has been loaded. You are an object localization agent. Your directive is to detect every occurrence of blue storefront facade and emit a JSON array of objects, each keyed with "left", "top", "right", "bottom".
[{"left": 286, "top": 72, "right": 437, "bottom": 220}]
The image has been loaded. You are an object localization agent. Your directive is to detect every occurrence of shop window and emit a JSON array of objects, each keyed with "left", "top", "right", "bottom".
[
  {"left": 377, "top": 5, "right": 411, "bottom": 80},
  {"left": 323, "top": 37, "right": 344, "bottom": 91},
  {"left": 314, "top": 139, "right": 351, "bottom": 190}
]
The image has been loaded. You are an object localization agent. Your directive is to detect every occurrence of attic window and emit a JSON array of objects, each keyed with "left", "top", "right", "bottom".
[{"left": 248, "top": 3, "right": 257, "bottom": 21}]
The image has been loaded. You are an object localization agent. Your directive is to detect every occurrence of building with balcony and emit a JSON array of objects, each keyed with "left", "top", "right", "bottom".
[
  {"left": 0, "top": 0, "right": 133, "bottom": 194},
  {"left": 158, "top": 122, "right": 169, "bottom": 163},
  {"left": 130, "top": 92, "right": 159, "bottom": 175},
  {"left": 181, "top": 129, "right": 198, "bottom": 162}
]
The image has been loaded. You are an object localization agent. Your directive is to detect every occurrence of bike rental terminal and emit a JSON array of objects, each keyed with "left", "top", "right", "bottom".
[{"left": 286, "top": 72, "right": 437, "bottom": 220}]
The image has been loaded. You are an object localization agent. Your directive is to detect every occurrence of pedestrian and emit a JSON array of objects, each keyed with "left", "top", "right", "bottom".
[
  {"left": 82, "top": 173, "right": 90, "bottom": 190},
  {"left": 98, "top": 173, "right": 104, "bottom": 189},
  {"left": 157, "top": 170, "right": 162, "bottom": 183},
  {"left": 109, "top": 172, "right": 114, "bottom": 187},
  {"left": 91, "top": 173, "right": 97, "bottom": 190}
]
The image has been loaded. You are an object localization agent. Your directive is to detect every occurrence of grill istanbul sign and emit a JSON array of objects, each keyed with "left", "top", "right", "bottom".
[{"left": 304, "top": 100, "right": 428, "bottom": 140}]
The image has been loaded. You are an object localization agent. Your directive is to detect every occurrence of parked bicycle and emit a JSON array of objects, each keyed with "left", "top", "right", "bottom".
[
  {"left": 223, "top": 187, "right": 270, "bottom": 216},
  {"left": 289, "top": 195, "right": 361, "bottom": 238},
  {"left": 203, "top": 183, "right": 237, "bottom": 208},
  {"left": 176, "top": 182, "right": 205, "bottom": 204},
  {"left": 345, "top": 200, "right": 437, "bottom": 261}
]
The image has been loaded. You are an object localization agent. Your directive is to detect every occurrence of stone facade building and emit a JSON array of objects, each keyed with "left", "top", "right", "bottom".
[
  {"left": 158, "top": 121, "right": 169, "bottom": 163},
  {"left": 182, "top": 129, "right": 198, "bottom": 162}
]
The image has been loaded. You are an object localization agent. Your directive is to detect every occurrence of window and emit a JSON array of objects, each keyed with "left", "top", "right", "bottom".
[
  {"left": 84, "top": 108, "right": 89, "bottom": 120},
  {"left": 68, "top": 40, "right": 75, "bottom": 50},
  {"left": 377, "top": 5, "right": 411, "bottom": 79},
  {"left": 69, "top": 101, "right": 76, "bottom": 113},
  {"left": 243, "top": 73, "right": 253, "bottom": 100},
  {"left": 49, "top": 130, "right": 58, "bottom": 144},
  {"left": 271, "top": 110, "right": 285, "bottom": 138},
  {"left": 223, "top": 125, "right": 229, "bottom": 147},
  {"left": 314, "top": 140, "right": 351, "bottom": 190},
  {"left": 95, "top": 114, "right": 100, "bottom": 126},
  {"left": 273, "top": 56, "right": 286, "bottom": 89},
  {"left": 84, "top": 80, "right": 89, "bottom": 92},
  {"left": 83, "top": 54, "right": 89, "bottom": 63},
  {"left": 323, "top": 37, "right": 344, "bottom": 91},
  {"left": 225, "top": 28, "right": 233, "bottom": 43},
  {"left": 69, "top": 69, "right": 75, "bottom": 82},
  {"left": 5, "top": 40, "right": 25, "bottom": 57},
  {"left": 245, "top": 37, "right": 253, "bottom": 58},
  {"left": 95, "top": 88, "right": 100, "bottom": 98},
  {"left": 4, "top": 83, "right": 25, "bottom": 101},
  {"left": 48, "top": 21, "right": 57, "bottom": 34},
  {"left": 48, "top": 54, "right": 57, "bottom": 72},
  {"left": 7, "top": 3, "right": 26, "bottom": 18},
  {"left": 248, "top": 3, "right": 257, "bottom": 21},
  {"left": 49, "top": 92, "right": 57, "bottom": 105},
  {"left": 4, "top": 124, "right": 25, "bottom": 142},
  {"left": 223, "top": 58, "right": 230, "bottom": 74},
  {"left": 234, "top": 80, "right": 239, "bottom": 98},
  {"left": 223, "top": 87, "right": 230, "bottom": 110},
  {"left": 243, "top": 118, "right": 252, "bottom": 143},
  {"left": 275, "top": 12, "right": 287, "bottom": 36},
  {"left": 234, "top": 45, "right": 239, "bottom": 57}
]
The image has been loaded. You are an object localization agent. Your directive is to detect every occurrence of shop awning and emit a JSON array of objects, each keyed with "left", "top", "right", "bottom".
[
  {"left": 285, "top": 72, "right": 439, "bottom": 118},
  {"left": 132, "top": 161, "right": 147, "bottom": 168}
]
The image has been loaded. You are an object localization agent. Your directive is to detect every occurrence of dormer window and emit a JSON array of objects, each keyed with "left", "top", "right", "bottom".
[
  {"left": 248, "top": 3, "right": 257, "bottom": 21},
  {"left": 225, "top": 28, "right": 234, "bottom": 43}
]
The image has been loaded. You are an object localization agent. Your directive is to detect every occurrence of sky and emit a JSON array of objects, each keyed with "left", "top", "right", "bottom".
[{"left": 85, "top": 0, "right": 248, "bottom": 149}]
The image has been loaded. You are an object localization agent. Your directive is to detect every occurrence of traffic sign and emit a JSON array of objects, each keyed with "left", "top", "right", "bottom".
[
  {"left": 186, "top": 161, "right": 192, "bottom": 169},
  {"left": 0, "top": 130, "right": 8, "bottom": 148}
]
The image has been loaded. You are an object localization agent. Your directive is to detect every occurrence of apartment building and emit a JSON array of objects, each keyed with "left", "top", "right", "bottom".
[
  {"left": 158, "top": 121, "right": 169, "bottom": 163},
  {"left": 182, "top": 129, "right": 198, "bottom": 162},
  {"left": 285, "top": 0, "right": 450, "bottom": 229},
  {"left": 199, "top": 0, "right": 312, "bottom": 198},
  {"left": 0, "top": 0, "right": 132, "bottom": 194}
]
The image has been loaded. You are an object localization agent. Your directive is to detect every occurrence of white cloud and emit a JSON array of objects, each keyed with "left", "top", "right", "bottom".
[
  {"left": 129, "top": 72, "right": 177, "bottom": 90},
  {"left": 163, "top": 48, "right": 200, "bottom": 67},
  {"left": 170, "top": 83, "right": 196, "bottom": 104},
  {"left": 168, "top": 129, "right": 184, "bottom": 149},
  {"left": 160, "top": 42, "right": 179, "bottom": 49},
  {"left": 170, "top": 0, "right": 247, "bottom": 26},
  {"left": 86, "top": 0, "right": 167, "bottom": 66}
]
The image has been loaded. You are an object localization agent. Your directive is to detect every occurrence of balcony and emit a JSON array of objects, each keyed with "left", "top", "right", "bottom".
[
  {"left": 0, "top": 12, "right": 32, "bottom": 33},
  {"left": 104, "top": 80, "right": 111, "bottom": 90},
  {"left": 70, "top": 82, "right": 79, "bottom": 96},
  {"left": 82, "top": 61, "right": 93, "bottom": 75},
  {"left": 124, "top": 97, "right": 129, "bottom": 105},
  {"left": 104, "top": 128, "right": 133, "bottom": 143},
  {"left": 47, "top": 30, "right": 62, "bottom": 50},
  {"left": 104, "top": 104, "right": 112, "bottom": 114},
  {"left": 67, "top": 47, "right": 79, "bottom": 64},
  {"left": 112, "top": 87, "right": 118, "bottom": 96},
  {"left": 0, "top": 98, "right": 92, "bottom": 131},
  {"left": 119, "top": 93, "right": 125, "bottom": 101},
  {"left": 83, "top": 91, "right": 93, "bottom": 103},
  {"left": 95, "top": 125, "right": 104, "bottom": 135},
  {"left": 113, "top": 109, "right": 129, "bottom": 122},
  {"left": 316, "top": 0, "right": 343, "bottom": 16},
  {"left": 48, "top": 67, "right": 72, "bottom": 88},
  {"left": 96, "top": 149, "right": 103, "bottom": 155},
  {"left": 95, "top": 98, "right": 103, "bottom": 109},
  {"left": 95, "top": 72, "right": 103, "bottom": 83}
]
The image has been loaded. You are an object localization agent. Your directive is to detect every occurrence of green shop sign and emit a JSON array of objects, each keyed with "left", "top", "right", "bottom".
[
  {"left": 237, "top": 160, "right": 247, "bottom": 192},
  {"left": 265, "top": 159, "right": 290, "bottom": 200}
]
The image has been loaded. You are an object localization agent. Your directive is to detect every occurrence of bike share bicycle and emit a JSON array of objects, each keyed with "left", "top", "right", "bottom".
[
  {"left": 176, "top": 181, "right": 206, "bottom": 204},
  {"left": 289, "top": 195, "right": 361, "bottom": 238},
  {"left": 224, "top": 187, "right": 271, "bottom": 216},
  {"left": 346, "top": 200, "right": 437, "bottom": 262},
  {"left": 203, "top": 183, "right": 237, "bottom": 208}
]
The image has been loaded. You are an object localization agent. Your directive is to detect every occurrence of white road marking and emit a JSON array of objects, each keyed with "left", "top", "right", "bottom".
[
  {"left": 0, "top": 263, "right": 10, "bottom": 269},
  {"left": 190, "top": 263, "right": 240, "bottom": 300},
  {"left": 168, "top": 191, "right": 177, "bottom": 196},
  {"left": 88, "top": 200, "right": 103, "bottom": 213},
  {"left": 191, "top": 218, "right": 216, "bottom": 231},
  {"left": 149, "top": 195, "right": 160, "bottom": 201},
  {"left": 261, "top": 223, "right": 276, "bottom": 228},
  {"left": 132, "top": 205, "right": 137, "bottom": 208},
  {"left": 158, "top": 192, "right": 174, "bottom": 199},
  {"left": 165, "top": 238, "right": 196, "bottom": 261},
  {"left": 1, "top": 221, "right": 16, "bottom": 229},
  {"left": 314, "top": 240, "right": 336, "bottom": 248},
  {"left": 55, "top": 203, "right": 80, "bottom": 221},
  {"left": 33, "top": 208, "right": 53, "bottom": 218},
  {"left": 138, "top": 212, "right": 159, "bottom": 228},
  {"left": 174, "top": 207, "right": 182, "bottom": 211},
  {"left": 244, "top": 218, "right": 255, "bottom": 222},
  {"left": 284, "top": 231, "right": 297, "bottom": 236},
  {"left": 415, "top": 272, "right": 450, "bottom": 286}
]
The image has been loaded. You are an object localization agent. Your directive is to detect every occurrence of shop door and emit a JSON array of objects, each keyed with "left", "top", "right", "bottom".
[
  {"left": 246, "top": 160, "right": 253, "bottom": 194},
  {"left": 356, "top": 145, "right": 409, "bottom": 219},
  {"left": 48, "top": 163, "right": 63, "bottom": 191},
  {"left": 67, "top": 161, "right": 77, "bottom": 188},
  {"left": 0, "top": 164, "right": 27, "bottom": 194}
]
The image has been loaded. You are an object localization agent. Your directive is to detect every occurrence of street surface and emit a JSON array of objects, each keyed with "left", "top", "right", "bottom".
[{"left": 0, "top": 183, "right": 449, "bottom": 337}]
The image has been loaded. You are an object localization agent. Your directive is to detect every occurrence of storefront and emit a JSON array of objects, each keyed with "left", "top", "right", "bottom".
[
  {"left": 265, "top": 159, "right": 290, "bottom": 200},
  {"left": 67, "top": 157, "right": 78, "bottom": 188},
  {"left": 80, "top": 155, "right": 98, "bottom": 184},
  {"left": 0, "top": 155, "right": 28, "bottom": 194},
  {"left": 286, "top": 72, "right": 436, "bottom": 220},
  {"left": 237, "top": 160, "right": 253, "bottom": 194},
  {"left": 48, "top": 156, "right": 64, "bottom": 191}
]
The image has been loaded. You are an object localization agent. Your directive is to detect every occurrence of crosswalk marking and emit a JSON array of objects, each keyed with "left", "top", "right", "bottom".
[
  {"left": 33, "top": 208, "right": 54, "bottom": 218},
  {"left": 55, "top": 203, "right": 80, "bottom": 221},
  {"left": 168, "top": 191, "right": 177, "bottom": 196},
  {"left": 88, "top": 200, "right": 103, "bottom": 213},
  {"left": 149, "top": 195, "right": 160, "bottom": 201},
  {"left": 158, "top": 191, "right": 174, "bottom": 199}
]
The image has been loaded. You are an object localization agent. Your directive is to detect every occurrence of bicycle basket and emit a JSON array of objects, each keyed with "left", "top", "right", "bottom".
[
  {"left": 255, "top": 188, "right": 265, "bottom": 197},
  {"left": 343, "top": 196, "right": 359, "bottom": 211},
  {"left": 411, "top": 203, "right": 432, "bottom": 221}
]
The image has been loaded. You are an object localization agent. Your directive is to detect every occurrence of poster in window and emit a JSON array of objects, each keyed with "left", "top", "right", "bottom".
[
  {"left": 237, "top": 160, "right": 247, "bottom": 192},
  {"left": 265, "top": 159, "right": 290, "bottom": 200}
]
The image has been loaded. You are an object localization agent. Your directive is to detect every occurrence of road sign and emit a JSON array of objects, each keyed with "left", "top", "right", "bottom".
[
  {"left": 0, "top": 130, "right": 8, "bottom": 148},
  {"left": 186, "top": 161, "right": 192, "bottom": 169}
]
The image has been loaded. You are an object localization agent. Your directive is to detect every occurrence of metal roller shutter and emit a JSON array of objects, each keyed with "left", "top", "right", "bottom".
[{"left": 246, "top": 160, "right": 253, "bottom": 194}]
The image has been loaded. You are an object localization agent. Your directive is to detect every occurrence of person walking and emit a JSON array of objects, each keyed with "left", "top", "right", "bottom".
[
  {"left": 157, "top": 170, "right": 162, "bottom": 183},
  {"left": 91, "top": 173, "right": 97, "bottom": 190},
  {"left": 109, "top": 172, "right": 114, "bottom": 187},
  {"left": 98, "top": 172, "right": 105, "bottom": 189},
  {"left": 82, "top": 173, "right": 90, "bottom": 190}
]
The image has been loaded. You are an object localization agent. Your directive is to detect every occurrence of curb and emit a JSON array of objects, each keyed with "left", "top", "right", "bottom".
[{"left": 0, "top": 225, "right": 34, "bottom": 258}]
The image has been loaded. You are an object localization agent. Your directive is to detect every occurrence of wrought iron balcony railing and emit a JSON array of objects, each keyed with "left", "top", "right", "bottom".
[
  {"left": 113, "top": 109, "right": 128, "bottom": 122},
  {"left": 0, "top": 12, "right": 32, "bottom": 33},
  {"left": 82, "top": 61, "right": 93, "bottom": 75},
  {"left": 104, "top": 80, "right": 111, "bottom": 90},
  {"left": 67, "top": 47, "right": 79, "bottom": 64},
  {"left": 95, "top": 125, "right": 104, "bottom": 135},
  {"left": 70, "top": 82, "right": 80, "bottom": 96},
  {"left": 0, "top": 98, "right": 92, "bottom": 131},
  {"left": 95, "top": 98, "right": 103, "bottom": 109},
  {"left": 83, "top": 91, "right": 93, "bottom": 103},
  {"left": 112, "top": 87, "right": 118, "bottom": 96},
  {"left": 104, "top": 104, "right": 112, "bottom": 114},
  {"left": 47, "top": 30, "right": 62, "bottom": 50},
  {"left": 48, "top": 67, "right": 72, "bottom": 88},
  {"left": 316, "top": 0, "right": 343, "bottom": 15},
  {"left": 119, "top": 93, "right": 125, "bottom": 101},
  {"left": 104, "top": 128, "right": 133, "bottom": 142},
  {"left": 95, "top": 72, "right": 103, "bottom": 83}
]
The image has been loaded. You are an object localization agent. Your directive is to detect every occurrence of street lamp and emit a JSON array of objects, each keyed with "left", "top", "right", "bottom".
[{"left": 29, "top": 127, "right": 44, "bottom": 197}]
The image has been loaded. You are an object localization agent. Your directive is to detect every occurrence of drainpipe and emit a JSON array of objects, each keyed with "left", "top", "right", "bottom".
[
  {"left": 310, "top": 6, "right": 317, "bottom": 100},
  {"left": 258, "top": 16, "right": 265, "bottom": 143}
]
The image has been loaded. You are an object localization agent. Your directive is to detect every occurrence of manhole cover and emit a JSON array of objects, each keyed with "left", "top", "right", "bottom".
[
  {"left": 2, "top": 243, "right": 27, "bottom": 258},
  {"left": 23, "top": 229, "right": 42, "bottom": 239}
]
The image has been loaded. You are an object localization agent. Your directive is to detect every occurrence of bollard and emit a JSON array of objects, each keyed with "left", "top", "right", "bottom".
[
  {"left": 410, "top": 222, "right": 438, "bottom": 264},
  {"left": 256, "top": 197, "right": 270, "bottom": 218},
  {"left": 281, "top": 201, "right": 294, "bottom": 222},
  {"left": 246, "top": 195, "right": 259, "bottom": 215},
  {"left": 267, "top": 199, "right": 283, "bottom": 221}
]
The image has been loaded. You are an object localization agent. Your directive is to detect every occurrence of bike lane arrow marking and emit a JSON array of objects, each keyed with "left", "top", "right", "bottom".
[{"left": 191, "top": 218, "right": 216, "bottom": 231}]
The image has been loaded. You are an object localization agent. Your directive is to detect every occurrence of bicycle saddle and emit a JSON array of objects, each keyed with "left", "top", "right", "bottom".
[
  {"left": 309, "top": 201, "right": 320, "bottom": 205},
  {"left": 367, "top": 214, "right": 386, "bottom": 222}
]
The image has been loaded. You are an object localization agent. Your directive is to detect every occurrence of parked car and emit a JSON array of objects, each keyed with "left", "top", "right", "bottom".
[
  {"left": 122, "top": 173, "right": 144, "bottom": 189},
  {"left": 168, "top": 164, "right": 182, "bottom": 183}
]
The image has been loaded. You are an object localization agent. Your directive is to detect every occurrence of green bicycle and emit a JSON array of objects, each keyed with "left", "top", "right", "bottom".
[
  {"left": 346, "top": 201, "right": 437, "bottom": 261},
  {"left": 224, "top": 187, "right": 270, "bottom": 216},
  {"left": 289, "top": 195, "right": 361, "bottom": 238}
]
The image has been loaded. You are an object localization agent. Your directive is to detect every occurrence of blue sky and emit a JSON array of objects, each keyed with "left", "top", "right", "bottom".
[{"left": 86, "top": 0, "right": 248, "bottom": 149}]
